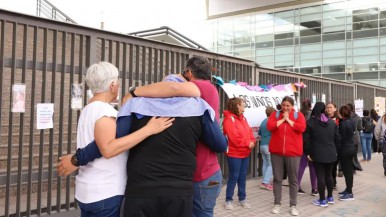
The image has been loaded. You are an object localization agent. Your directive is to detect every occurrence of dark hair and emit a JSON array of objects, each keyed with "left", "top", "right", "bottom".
[
  {"left": 185, "top": 56, "right": 212, "bottom": 80},
  {"left": 339, "top": 105, "right": 351, "bottom": 118},
  {"left": 346, "top": 103, "right": 355, "bottom": 113},
  {"left": 276, "top": 104, "right": 281, "bottom": 110},
  {"left": 363, "top": 109, "right": 370, "bottom": 117},
  {"left": 370, "top": 109, "right": 378, "bottom": 120},
  {"left": 265, "top": 106, "right": 275, "bottom": 117},
  {"left": 326, "top": 102, "right": 339, "bottom": 119},
  {"left": 226, "top": 97, "right": 243, "bottom": 115},
  {"left": 282, "top": 96, "right": 294, "bottom": 106},
  {"left": 300, "top": 98, "right": 311, "bottom": 116},
  {"left": 311, "top": 102, "right": 326, "bottom": 117}
]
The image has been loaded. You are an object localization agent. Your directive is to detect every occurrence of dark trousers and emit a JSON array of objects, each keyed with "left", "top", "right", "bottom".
[
  {"left": 332, "top": 160, "right": 338, "bottom": 186},
  {"left": 340, "top": 150, "right": 356, "bottom": 194},
  {"left": 123, "top": 196, "right": 193, "bottom": 217},
  {"left": 313, "top": 162, "right": 334, "bottom": 200}
]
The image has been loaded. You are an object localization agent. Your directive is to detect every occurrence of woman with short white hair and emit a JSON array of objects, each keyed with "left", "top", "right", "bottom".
[{"left": 74, "top": 62, "right": 173, "bottom": 217}]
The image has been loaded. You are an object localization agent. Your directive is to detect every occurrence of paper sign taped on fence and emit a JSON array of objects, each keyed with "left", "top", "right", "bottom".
[
  {"left": 36, "top": 103, "right": 54, "bottom": 129},
  {"left": 12, "top": 84, "right": 26, "bottom": 113}
]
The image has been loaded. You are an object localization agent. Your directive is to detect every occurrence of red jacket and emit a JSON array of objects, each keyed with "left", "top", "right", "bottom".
[
  {"left": 223, "top": 110, "right": 256, "bottom": 158},
  {"left": 267, "top": 109, "right": 306, "bottom": 156}
]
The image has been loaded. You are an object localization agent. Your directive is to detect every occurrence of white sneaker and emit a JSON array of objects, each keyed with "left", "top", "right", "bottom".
[
  {"left": 238, "top": 200, "right": 251, "bottom": 209},
  {"left": 290, "top": 206, "right": 299, "bottom": 216},
  {"left": 271, "top": 205, "right": 281, "bottom": 214},
  {"left": 225, "top": 201, "right": 233, "bottom": 210}
]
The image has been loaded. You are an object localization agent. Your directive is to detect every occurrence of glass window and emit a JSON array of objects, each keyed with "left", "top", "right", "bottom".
[
  {"left": 353, "top": 38, "right": 377, "bottom": 47},
  {"left": 275, "top": 54, "right": 294, "bottom": 62},
  {"left": 347, "top": 49, "right": 352, "bottom": 56},
  {"left": 353, "top": 7, "right": 378, "bottom": 15},
  {"left": 301, "top": 44, "right": 322, "bottom": 52},
  {"left": 256, "top": 48, "right": 274, "bottom": 56},
  {"left": 301, "top": 59, "right": 322, "bottom": 66},
  {"left": 323, "top": 65, "right": 345, "bottom": 73},
  {"left": 259, "top": 62, "right": 274, "bottom": 68},
  {"left": 256, "top": 20, "right": 274, "bottom": 28},
  {"left": 301, "top": 51, "right": 321, "bottom": 60},
  {"left": 353, "top": 55, "right": 378, "bottom": 63},
  {"left": 274, "top": 61, "right": 294, "bottom": 68},
  {"left": 256, "top": 14, "right": 274, "bottom": 21},
  {"left": 324, "top": 49, "right": 345, "bottom": 58},
  {"left": 300, "top": 36, "right": 321, "bottom": 44},
  {"left": 322, "top": 73, "right": 346, "bottom": 80},
  {"left": 274, "top": 39, "right": 294, "bottom": 46},
  {"left": 300, "top": 14, "right": 321, "bottom": 22},
  {"left": 381, "top": 54, "right": 386, "bottom": 61},
  {"left": 323, "top": 57, "right": 345, "bottom": 65},
  {"left": 380, "top": 37, "right": 386, "bottom": 45},
  {"left": 300, "top": 66, "right": 321, "bottom": 74},
  {"left": 275, "top": 10, "right": 295, "bottom": 18},
  {"left": 300, "top": 21, "right": 321, "bottom": 28},
  {"left": 353, "top": 72, "right": 378, "bottom": 80},
  {"left": 274, "top": 24, "right": 295, "bottom": 33},
  {"left": 353, "top": 20, "right": 378, "bottom": 30},
  {"left": 353, "top": 29, "right": 378, "bottom": 38},
  {"left": 323, "top": 2, "right": 347, "bottom": 11},
  {"left": 256, "top": 41, "right": 273, "bottom": 48},
  {"left": 323, "top": 10, "right": 346, "bottom": 18},
  {"left": 353, "top": 47, "right": 378, "bottom": 56},
  {"left": 323, "top": 17, "right": 345, "bottom": 27},
  {"left": 300, "top": 5, "right": 321, "bottom": 15},
  {"left": 322, "top": 32, "right": 345, "bottom": 41},
  {"left": 381, "top": 28, "right": 386, "bottom": 36},
  {"left": 323, "top": 41, "right": 345, "bottom": 50},
  {"left": 217, "top": 46, "right": 232, "bottom": 54},
  {"left": 256, "top": 34, "right": 273, "bottom": 42},
  {"left": 347, "top": 56, "right": 353, "bottom": 64},
  {"left": 256, "top": 27, "right": 274, "bottom": 35},
  {"left": 275, "top": 46, "right": 293, "bottom": 55},
  {"left": 381, "top": 11, "right": 386, "bottom": 19},
  {"left": 300, "top": 28, "right": 321, "bottom": 36},
  {"left": 353, "top": 13, "right": 378, "bottom": 22},
  {"left": 234, "top": 43, "right": 251, "bottom": 51},
  {"left": 274, "top": 32, "right": 294, "bottom": 40},
  {"left": 381, "top": 19, "right": 386, "bottom": 28}
]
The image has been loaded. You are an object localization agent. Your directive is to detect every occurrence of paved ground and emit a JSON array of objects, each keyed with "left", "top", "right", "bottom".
[{"left": 214, "top": 153, "right": 386, "bottom": 217}]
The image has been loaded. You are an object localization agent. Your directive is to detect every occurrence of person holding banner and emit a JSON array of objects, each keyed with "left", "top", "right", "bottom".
[
  {"left": 267, "top": 96, "right": 306, "bottom": 216},
  {"left": 223, "top": 97, "right": 256, "bottom": 210}
]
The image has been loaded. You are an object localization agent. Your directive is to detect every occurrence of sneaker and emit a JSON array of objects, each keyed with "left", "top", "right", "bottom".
[
  {"left": 338, "top": 190, "right": 347, "bottom": 195},
  {"left": 225, "top": 201, "right": 233, "bottom": 210},
  {"left": 238, "top": 200, "right": 251, "bottom": 209},
  {"left": 339, "top": 193, "right": 355, "bottom": 201},
  {"left": 289, "top": 206, "right": 299, "bottom": 216},
  {"left": 327, "top": 197, "right": 334, "bottom": 204},
  {"left": 312, "top": 199, "right": 328, "bottom": 207},
  {"left": 260, "top": 183, "right": 273, "bottom": 191},
  {"left": 282, "top": 179, "right": 289, "bottom": 186},
  {"left": 271, "top": 205, "right": 281, "bottom": 214},
  {"left": 311, "top": 189, "right": 319, "bottom": 196},
  {"left": 297, "top": 188, "right": 305, "bottom": 195},
  {"left": 338, "top": 171, "right": 343, "bottom": 177}
]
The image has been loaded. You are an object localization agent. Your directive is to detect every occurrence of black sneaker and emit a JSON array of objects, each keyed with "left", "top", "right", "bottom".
[
  {"left": 298, "top": 188, "right": 305, "bottom": 195},
  {"left": 311, "top": 189, "right": 319, "bottom": 196},
  {"left": 338, "top": 190, "right": 347, "bottom": 195}
]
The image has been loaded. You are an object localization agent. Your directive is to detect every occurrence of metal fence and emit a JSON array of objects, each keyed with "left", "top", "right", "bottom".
[{"left": 1, "top": 9, "right": 386, "bottom": 217}]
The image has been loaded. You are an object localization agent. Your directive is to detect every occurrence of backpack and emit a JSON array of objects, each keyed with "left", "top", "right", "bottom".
[
  {"left": 362, "top": 117, "right": 375, "bottom": 133},
  {"left": 275, "top": 110, "right": 298, "bottom": 120}
]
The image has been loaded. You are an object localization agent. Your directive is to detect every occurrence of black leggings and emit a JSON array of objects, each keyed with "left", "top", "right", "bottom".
[
  {"left": 313, "top": 162, "right": 335, "bottom": 200},
  {"left": 340, "top": 151, "right": 356, "bottom": 194}
]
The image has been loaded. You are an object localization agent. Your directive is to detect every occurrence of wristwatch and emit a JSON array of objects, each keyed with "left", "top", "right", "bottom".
[
  {"left": 71, "top": 154, "right": 79, "bottom": 167},
  {"left": 129, "top": 87, "right": 137, "bottom": 97}
]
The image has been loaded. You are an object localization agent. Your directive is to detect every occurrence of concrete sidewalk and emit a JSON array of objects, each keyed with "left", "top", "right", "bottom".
[{"left": 214, "top": 153, "right": 386, "bottom": 217}]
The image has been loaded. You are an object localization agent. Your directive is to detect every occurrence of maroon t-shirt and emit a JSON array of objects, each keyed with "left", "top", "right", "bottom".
[{"left": 191, "top": 80, "right": 221, "bottom": 182}]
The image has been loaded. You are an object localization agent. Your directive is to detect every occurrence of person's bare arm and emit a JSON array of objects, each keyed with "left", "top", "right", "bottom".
[{"left": 122, "top": 82, "right": 200, "bottom": 105}]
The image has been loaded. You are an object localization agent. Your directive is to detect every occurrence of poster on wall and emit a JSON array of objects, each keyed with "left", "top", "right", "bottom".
[
  {"left": 11, "top": 84, "right": 26, "bottom": 113},
  {"left": 375, "top": 97, "right": 386, "bottom": 116},
  {"left": 71, "top": 83, "right": 83, "bottom": 110},
  {"left": 220, "top": 83, "right": 296, "bottom": 136},
  {"left": 354, "top": 99, "right": 364, "bottom": 117},
  {"left": 36, "top": 103, "right": 54, "bottom": 129}
]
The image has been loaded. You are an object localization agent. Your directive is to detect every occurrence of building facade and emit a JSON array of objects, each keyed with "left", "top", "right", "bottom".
[{"left": 208, "top": 0, "right": 386, "bottom": 86}]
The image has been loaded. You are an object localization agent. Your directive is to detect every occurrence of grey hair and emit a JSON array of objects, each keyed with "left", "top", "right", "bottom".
[{"left": 85, "top": 62, "right": 119, "bottom": 94}]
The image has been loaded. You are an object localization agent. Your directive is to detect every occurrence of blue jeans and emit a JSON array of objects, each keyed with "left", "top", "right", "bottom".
[
  {"left": 260, "top": 145, "right": 272, "bottom": 184},
  {"left": 225, "top": 156, "right": 249, "bottom": 202},
  {"left": 193, "top": 169, "right": 222, "bottom": 217},
  {"left": 360, "top": 132, "right": 373, "bottom": 160},
  {"left": 78, "top": 195, "right": 123, "bottom": 217}
]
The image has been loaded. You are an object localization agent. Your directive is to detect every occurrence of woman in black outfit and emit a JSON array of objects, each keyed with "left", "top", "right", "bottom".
[
  {"left": 338, "top": 105, "right": 356, "bottom": 201},
  {"left": 370, "top": 109, "right": 381, "bottom": 153},
  {"left": 304, "top": 102, "right": 340, "bottom": 207}
]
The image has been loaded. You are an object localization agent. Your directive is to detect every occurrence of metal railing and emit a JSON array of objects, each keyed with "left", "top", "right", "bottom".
[
  {"left": 36, "top": 0, "right": 76, "bottom": 24},
  {"left": 1, "top": 8, "right": 386, "bottom": 217}
]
